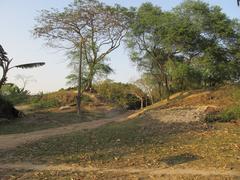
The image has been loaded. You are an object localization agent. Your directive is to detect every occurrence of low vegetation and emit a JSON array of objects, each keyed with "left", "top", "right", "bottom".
[
  {"left": 0, "top": 95, "right": 20, "bottom": 119},
  {"left": 1, "top": 115, "right": 239, "bottom": 171}
]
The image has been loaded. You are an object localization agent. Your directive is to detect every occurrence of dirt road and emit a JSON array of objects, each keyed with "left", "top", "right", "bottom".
[{"left": 0, "top": 112, "right": 131, "bottom": 150}]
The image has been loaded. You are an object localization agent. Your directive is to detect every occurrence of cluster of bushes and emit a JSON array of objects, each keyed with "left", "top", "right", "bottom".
[
  {"left": 29, "top": 89, "right": 93, "bottom": 109},
  {"left": 29, "top": 90, "right": 73, "bottom": 109},
  {"left": 94, "top": 80, "right": 147, "bottom": 109},
  {"left": 1, "top": 84, "right": 30, "bottom": 105},
  {"left": 205, "top": 108, "right": 239, "bottom": 123},
  {"left": 0, "top": 95, "right": 20, "bottom": 119},
  {"left": 205, "top": 87, "right": 240, "bottom": 123}
]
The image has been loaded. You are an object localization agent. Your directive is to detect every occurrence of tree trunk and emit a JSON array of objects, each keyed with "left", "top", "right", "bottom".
[
  {"left": 77, "top": 38, "right": 83, "bottom": 115},
  {"left": 165, "top": 74, "right": 170, "bottom": 100},
  {"left": 140, "top": 98, "right": 144, "bottom": 109},
  {"left": 149, "top": 94, "right": 154, "bottom": 105},
  {"left": 85, "top": 67, "right": 95, "bottom": 92},
  {"left": 0, "top": 70, "right": 7, "bottom": 91}
]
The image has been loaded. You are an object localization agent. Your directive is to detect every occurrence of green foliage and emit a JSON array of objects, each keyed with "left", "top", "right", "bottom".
[
  {"left": 166, "top": 60, "right": 202, "bottom": 91},
  {"left": 29, "top": 91, "right": 64, "bottom": 109},
  {"left": 126, "top": 0, "right": 240, "bottom": 98},
  {"left": 1, "top": 84, "right": 30, "bottom": 105},
  {"left": 205, "top": 107, "right": 240, "bottom": 123},
  {"left": 28, "top": 89, "right": 95, "bottom": 110},
  {"left": 94, "top": 80, "right": 145, "bottom": 109},
  {"left": 94, "top": 80, "right": 129, "bottom": 106},
  {"left": 205, "top": 86, "right": 240, "bottom": 122},
  {"left": 32, "top": 98, "right": 61, "bottom": 109},
  {"left": 66, "top": 51, "right": 114, "bottom": 88}
]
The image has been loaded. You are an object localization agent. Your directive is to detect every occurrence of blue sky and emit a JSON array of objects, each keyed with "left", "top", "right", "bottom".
[{"left": 0, "top": 0, "right": 239, "bottom": 93}]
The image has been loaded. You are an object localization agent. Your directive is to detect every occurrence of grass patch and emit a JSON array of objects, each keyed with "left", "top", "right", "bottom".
[
  {"left": 205, "top": 106, "right": 240, "bottom": 123},
  {"left": 1, "top": 115, "right": 239, "bottom": 170}
]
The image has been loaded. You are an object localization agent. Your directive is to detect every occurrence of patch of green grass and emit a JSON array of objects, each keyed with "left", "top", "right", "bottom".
[
  {"left": 0, "top": 111, "right": 106, "bottom": 135},
  {"left": 1, "top": 115, "right": 239, "bottom": 171},
  {"left": 205, "top": 106, "right": 240, "bottom": 123},
  {"left": 31, "top": 99, "right": 61, "bottom": 109}
]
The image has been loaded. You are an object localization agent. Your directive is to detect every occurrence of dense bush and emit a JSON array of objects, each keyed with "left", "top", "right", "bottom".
[
  {"left": 0, "top": 95, "right": 20, "bottom": 119},
  {"left": 32, "top": 98, "right": 61, "bottom": 109},
  {"left": 29, "top": 89, "right": 94, "bottom": 109},
  {"left": 1, "top": 84, "right": 30, "bottom": 105},
  {"left": 94, "top": 80, "right": 146, "bottom": 109},
  {"left": 205, "top": 112, "right": 233, "bottom": 123}
]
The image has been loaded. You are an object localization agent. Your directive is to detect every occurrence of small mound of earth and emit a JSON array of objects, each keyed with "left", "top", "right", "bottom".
[{"left": 147, "top": 106, "right": 218, "bottom": 123}]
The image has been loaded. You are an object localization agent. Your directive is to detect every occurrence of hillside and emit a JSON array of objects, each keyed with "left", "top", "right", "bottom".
[
  {"left": 129, "top": 85, "right": 240, "bottom": 120},
  {"left": 0, "top": 85, "right": 239, "bottom": 179}
]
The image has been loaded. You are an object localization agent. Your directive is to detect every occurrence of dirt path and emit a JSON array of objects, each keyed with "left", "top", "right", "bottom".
[
  {"left": 0, "top": 162, "right": 239, "bottom": 177},
  {"left": 0, "top": 106, "right": 211, "bottom": 151},
  {"left": 0, "top": 112, "right": 131, "bottom": 151}
]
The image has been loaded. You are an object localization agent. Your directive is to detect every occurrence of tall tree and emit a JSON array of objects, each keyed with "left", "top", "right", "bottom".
[
  {"left": 127, "top": 1, "right": 240, "bottom": 99},
  {"left": 173, "top": 0, "right": 240, "bottom": 86},
  {"left": 126, "top": 3, "right": 178, "bottom": 98},
  {"left": 33, "top": 0, "right": 130, "bottom": 113}
]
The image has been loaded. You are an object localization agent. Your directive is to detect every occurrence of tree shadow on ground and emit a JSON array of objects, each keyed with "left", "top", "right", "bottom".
[{"left": 160, "top": 153, "right": 201, "bottom": 166}]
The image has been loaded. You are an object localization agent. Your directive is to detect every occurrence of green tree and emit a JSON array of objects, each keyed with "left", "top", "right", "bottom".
[
  {"left": 127, "top": 1, "right": 240, "bottom": 98},
  {"left": 173, "top": 0, "right": 240, "bottom": 86},
  {"left": 1, "top": 84, "right": 30, "bottom": 105},
  {"left": 66, "top": 51, "right": 113, "bottom": 89},
  {"left": 33, "top": 0, "right": 130, "bottom": 114},
  {"left": 126, "top": 3, "right": 173, "bottom": 98}
]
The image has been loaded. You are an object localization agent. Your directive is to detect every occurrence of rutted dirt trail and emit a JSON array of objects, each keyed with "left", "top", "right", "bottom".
[
  {"left": 0, "top": 106, "right": 211, "bottom": 151},
  {"left": 0, "top": 112, "right": 131, "bottom": 150},
  {"left": 0, "top": 162, "right": 239, "bottom": 177}
]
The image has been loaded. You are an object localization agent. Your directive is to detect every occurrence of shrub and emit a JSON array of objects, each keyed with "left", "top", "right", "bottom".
[
  {"left": 29, "top": 90, "right": 94, "bottom": 109},
  {"left": 1, "top": 84, "right": 30, "bottom": 105},
  {"left": 32, "top": 99, "right": 60, "bottom": 109},
  {"left": 94, "top": 80, "right": 145, "bottom": 109},
  {"left": 0, "top": 95, "right": 20, "bottom": 119},
  {"left": 205, "top": 106, "right": 240, "bottom": 123}
]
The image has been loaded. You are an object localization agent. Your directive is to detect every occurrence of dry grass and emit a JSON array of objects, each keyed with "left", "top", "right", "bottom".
[
  {"left": 1, "top": 85, "right": 240, "bottom": 179},
  {"left": 1, "top": 115, "right": 239, "bottom": 171}
]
